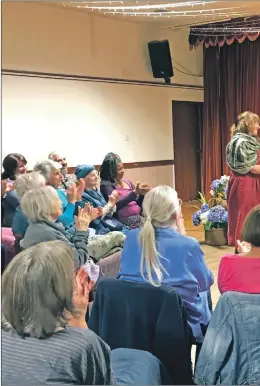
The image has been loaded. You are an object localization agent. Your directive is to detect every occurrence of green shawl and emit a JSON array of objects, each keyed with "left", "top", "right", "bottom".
[{"left": 226, "top": 133, "right": 260, "bottom": 174}]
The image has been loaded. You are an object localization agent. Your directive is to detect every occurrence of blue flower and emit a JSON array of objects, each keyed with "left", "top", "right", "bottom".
[
  {"left": 208, "top": 206, "right": 227, "bottom": 223},
  {"left": 192, "top": 210, "right": 201, "bottom": 226},
  {"left": 201, "top": 203, "right": 209, "bottom": 213},
  {"left": 210, "top": 179, "right": 221, "bottom": 191},
  {"left": 223, "top": 211, "right": 228, "bottom": 223}
]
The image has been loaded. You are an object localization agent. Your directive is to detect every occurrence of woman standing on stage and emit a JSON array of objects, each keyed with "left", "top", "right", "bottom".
[{"left": 226, "top": 111, "right": 260, "bottom": 248}]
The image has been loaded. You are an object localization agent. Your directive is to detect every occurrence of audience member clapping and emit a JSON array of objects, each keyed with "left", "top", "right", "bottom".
[
  {"left": 20, "top": 186, "right": 96, "bottom": 267},
  {"left": 34, "top": 160, "right": 84, "bottom": 228},
  {"left": 100, "top": 152, "right": 150, "bottom": 229}
]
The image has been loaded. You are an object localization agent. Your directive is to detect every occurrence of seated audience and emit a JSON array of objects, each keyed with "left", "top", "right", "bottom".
[
  {"left": 1, "top": 153, "right": 27, "bottom": 226},
  {"left": 12, "top": 172, "right": 46, "bottom": 241},
  {"left": 20, "top": 186, "right": 93, "bottom": 267},
  {"left": 194, "top": 291, "right": 260, "bottom": 385},
  {"left": 100, "top": 152, "right": 150, "bottom": 229},
  {"left": 2, "top": 241, "right": 168, "bottom": 385},
  {"left": 119, "top": 185, "right": 214, "bottom": 342},
  {"left": 33, "top": 160, "right": 83, "bottom": 228},
  {"left": 48, "top": 151, "right": 76, "bottom": 189},
  {"left": 218, "top": 205, "right": 260, "bottom": 294},
  {"left": 75, "top": 164, "right": 125, "bottom": 235}
]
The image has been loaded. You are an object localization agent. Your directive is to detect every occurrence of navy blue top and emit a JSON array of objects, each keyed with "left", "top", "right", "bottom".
[{"left": 119, "top": 227, "right": 214, "bottom": 340}]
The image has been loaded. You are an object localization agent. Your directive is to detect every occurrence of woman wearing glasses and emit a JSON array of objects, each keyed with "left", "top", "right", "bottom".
[{"left": 118, "top": 186, "right": 213, "bottom": 343}]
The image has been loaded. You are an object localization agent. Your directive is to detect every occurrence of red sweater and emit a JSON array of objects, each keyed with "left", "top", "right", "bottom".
[{"left": 218, "top": 254, "right": 260, "bottom": 294}]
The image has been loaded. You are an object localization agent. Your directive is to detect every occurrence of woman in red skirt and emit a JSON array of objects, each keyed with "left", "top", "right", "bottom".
[{"left": 226, "top": 111, "right": 260, "bottom": 248}]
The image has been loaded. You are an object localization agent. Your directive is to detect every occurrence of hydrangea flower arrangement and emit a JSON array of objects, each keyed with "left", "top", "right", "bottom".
[
  {"left": 210, "top": 175, "right": 229, "bottom": 201},
  {"left": 192, "top": 175, "right": 229, "bottom": 231}
]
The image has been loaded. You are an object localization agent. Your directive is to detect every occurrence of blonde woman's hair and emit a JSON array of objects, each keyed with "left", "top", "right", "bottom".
[
  {"left": 21, "top": 185, "right": 59, "bottom": 222},
  {"left": 2, "top": 241, "right": 76, "bottom": 338},
  {"left": 230, "top": 111, "right": 259, "bottom": 137},
  {"left": 15, "top": 172, "right": 46, "bottom": 198},
  {"left": 139, "top": 186, "right": 180, "bottom": 287}
]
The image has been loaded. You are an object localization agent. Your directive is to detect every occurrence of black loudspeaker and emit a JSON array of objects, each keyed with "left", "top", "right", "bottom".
[{"left": 148, "top": 40, "right": 174, "bottom": 83}]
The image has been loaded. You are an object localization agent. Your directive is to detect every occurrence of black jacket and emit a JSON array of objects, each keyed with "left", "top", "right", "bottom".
[{"left": 89, "top": 277, "right": 193, "bottom": 385}]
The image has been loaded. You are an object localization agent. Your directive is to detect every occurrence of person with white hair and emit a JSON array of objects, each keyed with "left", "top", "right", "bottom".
[
  {"left": 33, "top": 160, "right": 84, "bottom": 228},
  {"left": 12, "top": 172, "right": 46, "bottom": 242},
  {"left": 118, "top": 185, "right": 214, "bottom": 343},
  {"left": 20, "top": 186, "right": 96, "bottom": 267},
  {"left": 20, "top": 186, "right": 124, "bottom": 273},
  {"left": 48, "top": 151, "right": 76, "bottom": 189}
]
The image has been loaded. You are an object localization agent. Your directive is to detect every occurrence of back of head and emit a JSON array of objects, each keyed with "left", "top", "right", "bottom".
[
  {"left": 1, "top": 241, "right": 75, "bottom": 338},
  {"left": 230, "top": 111, "right": 259, "bottom": 137},
  {"left": 2, "top": 153, "right": 27, "bottom": 180},
  {"left": 99, "top": 152, "right": 121, "bottom": 182},
  {"left": 33, "top": 160, "right": 61, "bottom": 181},
  {"left": 16, "top": 172, "right": 46, "bottom": 198},
  {"left": 21, "top": 185, "right": 58, "bottom": 222},
  {"left": 139, "top": 186, "right": 180, "bottom": 286},
  {"left": 241, "top": 205, "right": 260, "bottom": 247}
]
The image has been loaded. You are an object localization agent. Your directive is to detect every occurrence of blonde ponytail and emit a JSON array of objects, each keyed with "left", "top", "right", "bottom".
[
  {"left": 139, "top": 218, "right": 163, "bottom": 287},
  {"left": 139, "top": 186, "right": 180, "bottom": 287}
]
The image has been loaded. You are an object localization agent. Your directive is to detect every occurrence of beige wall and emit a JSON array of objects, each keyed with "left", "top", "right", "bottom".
[{"left": 2, "top": 2, "right": 203, "bottom": 184}]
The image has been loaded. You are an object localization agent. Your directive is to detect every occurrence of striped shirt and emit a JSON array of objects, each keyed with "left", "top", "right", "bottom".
[{"left": 2, "top": 327, "right": 115, "bottom": 385}]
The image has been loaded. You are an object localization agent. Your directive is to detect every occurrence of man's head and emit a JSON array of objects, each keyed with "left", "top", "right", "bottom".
[{"left": 48, "top": 152, "right": 68, "bottom": 175}]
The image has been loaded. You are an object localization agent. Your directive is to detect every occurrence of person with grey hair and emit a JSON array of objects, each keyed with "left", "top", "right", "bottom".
[
  {"left": 33, "top": 160, "right": 84, "bottom": 228},
  {"left": 1, "top": 240, "right": 168, "bottom": 385},
  {"left": 48, "top": 151, "right": 76, "bottom": 189},
  {"left": 20, "top": 186, "right": 96, "bottom": 267},
  {"left": 20, "top": 185, "right": 124, "bottom": 271},
  {"left": 12, "top": 172, "right": 46, "bottom": 243}
]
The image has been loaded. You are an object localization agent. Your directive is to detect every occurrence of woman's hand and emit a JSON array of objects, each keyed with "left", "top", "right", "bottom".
[
  {"left": 134, "top": 182, "right": 151, "bottom": 196},
  {"left": 74, "top": 203, "right": 92, "bottom": 231},
  {"left": 67, "top": 268, "right": 95, "bottom": 329},
  {"left": 67, "top": 183, "right": 77, "bottom": 204},
  {"left": 237, "top": 240, "right": 251, "bottom": 254},
  {"left": 1, "top": 180, "right": 15, "bottom": 197},
  {"left": 91, "top": 207, "right": 103, "bottom": 221},
  {"left": 76, "top": 178, "right": 85, "bottom": 201},
  {"left": 108, "top": 190, "right": 120, "bottom": 207}
]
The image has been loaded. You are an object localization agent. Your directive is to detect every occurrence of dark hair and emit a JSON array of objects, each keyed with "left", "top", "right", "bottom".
[
  {"left": 241, "top": 205, "right": 260, "bottom": 247},
  {"left": 1, "top": 153, "right": 27, "bottom": 180},
  {"left": 99, "top": 152, "right": 122, "bottom": 183}
]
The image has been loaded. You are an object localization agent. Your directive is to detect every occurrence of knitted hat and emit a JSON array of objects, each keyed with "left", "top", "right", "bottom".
[{"left": 75, "top": 164, "right": 95, "bottom": 180}]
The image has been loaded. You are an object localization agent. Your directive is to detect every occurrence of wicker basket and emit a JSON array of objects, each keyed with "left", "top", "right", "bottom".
[{"left": 205, "top": 228, "right": 228, "bottom": 246}]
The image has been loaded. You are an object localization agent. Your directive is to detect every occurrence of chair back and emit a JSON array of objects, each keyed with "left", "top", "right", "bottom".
[{"left": 89, "top": 277, "right": 192, "bottom": 385}]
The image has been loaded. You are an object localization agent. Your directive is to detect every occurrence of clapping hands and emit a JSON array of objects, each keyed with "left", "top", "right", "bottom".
[
  {"left": 74, "top": 203, "right": 102, "bottom": 231},
  {"left": 108, "top": 190, "right": 120, "bottom": 207}
]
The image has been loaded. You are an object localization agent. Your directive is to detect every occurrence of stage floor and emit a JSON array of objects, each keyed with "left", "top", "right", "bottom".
[{"left": 182, "top": 201, "right": 233, "bottom": 308}]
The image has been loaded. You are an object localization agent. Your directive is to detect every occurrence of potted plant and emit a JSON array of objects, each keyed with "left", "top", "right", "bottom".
[{"left": 192, "top": 175, "right": 229, "bottom": 246}]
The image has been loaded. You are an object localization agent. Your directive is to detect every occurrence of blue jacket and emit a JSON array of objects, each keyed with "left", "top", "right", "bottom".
[
  {"left": 56, "top": 189, "right": 76, "bottom": 228},
  {"left": 12, "top": 206, "right": 29, "bottom": 237},
  {"left": 119, "top": 227, "right": 213, "bottom": 341},
  {"left": 195, "top": 292, "right": 260, "bottom": 385},
  {"left": 2, "top": 190, "right": 20, "bottom": 227}
]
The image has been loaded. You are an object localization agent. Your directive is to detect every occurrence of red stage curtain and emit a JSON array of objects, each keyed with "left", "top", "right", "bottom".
[{"left": 202, "top": 37, "right": 260, "bottom": 195}]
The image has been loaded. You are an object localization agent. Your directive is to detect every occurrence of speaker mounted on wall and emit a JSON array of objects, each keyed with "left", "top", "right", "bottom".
[{"left": 148, "top": 40, "right": 174, "bottom": 84}]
